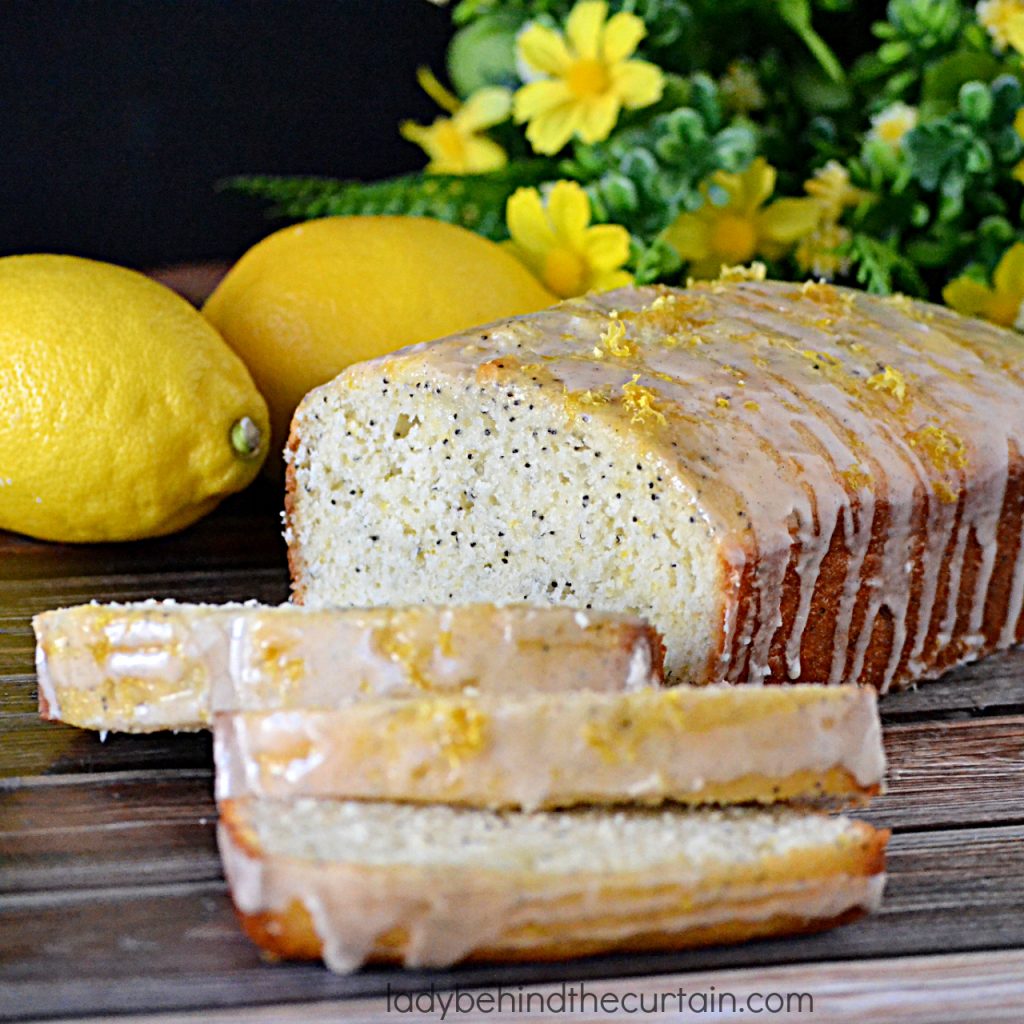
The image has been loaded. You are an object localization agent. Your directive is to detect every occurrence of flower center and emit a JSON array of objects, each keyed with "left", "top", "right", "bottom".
[
  {"left": 543, "top": 247, "right": 587, "bottom": 297},
  {"left": 710, "top": 214, "right": 758, "bottom": 264},
  {"left": 567, "top": 59, "right": 611, "bottom": 98},
  {"left": 877, "top": 118, "right": 909, "bottom": 144}
]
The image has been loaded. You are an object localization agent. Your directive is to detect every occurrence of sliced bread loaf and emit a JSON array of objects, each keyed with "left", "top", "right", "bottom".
[
  {"left": 213, "top": 683, "right": 884, "bottom": 810},
  {"left": 218, "top": 797, "right": 888, "bottom": 971},
  {"left": 34, "top": 601, "right": 662, "bottom": 732},
  {"left": 285, "top": 279, "right": 1024, "bottom": 691}
]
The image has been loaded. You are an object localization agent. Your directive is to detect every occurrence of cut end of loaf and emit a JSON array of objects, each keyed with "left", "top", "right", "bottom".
[{"left": 286, "top": 363, "right": 723, "bottom": 683}]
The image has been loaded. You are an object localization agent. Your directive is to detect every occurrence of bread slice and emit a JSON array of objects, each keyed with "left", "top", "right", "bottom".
[
  {"left": 285, "top": 279, "right": 1024, "bottom": 692},
  {"left": 218, "top": 797, "right": 888, "bottom": 971},
  {"left": 34, "top": 601, "right": 662, "bottom": 732},
  {"left": 214, "top": 683, "right": 884, "bottom": 810}
]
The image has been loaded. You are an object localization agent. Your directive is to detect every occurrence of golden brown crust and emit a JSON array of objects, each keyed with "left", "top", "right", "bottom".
[
  {"left": 234, "top": 898, "right": 875, "bottom": 966},
  {"left": 757, "top": 459, "right": 1024, "bottom": 691},
  {"left": 283, "top": 422, "right": 305, "bottom": 605}
]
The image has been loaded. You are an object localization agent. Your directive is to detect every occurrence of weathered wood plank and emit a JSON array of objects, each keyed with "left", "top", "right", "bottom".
[
  {"left": 0, "top": 719, "right": 212, "bottom": 780},
  {"left": 879, "top": 649, "right": 1024, "bottom": 721},
  {"left": 2, "top": 826, "right": 1023, "bottom": 1019},
  {"left": 0, "top": 675, "right": 35, "bottom": 716},
  {"left": 43, "top": 949, "right": 1024, "bottom": 1024},
  {"left": 0, "top": 772, "right": 217, "bottom": 894},
  {"left": 869, "top": 716, "right": 1024, "bottom": 831}
]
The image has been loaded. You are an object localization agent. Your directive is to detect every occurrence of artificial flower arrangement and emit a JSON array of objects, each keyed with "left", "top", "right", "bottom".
[{"left": 231, "top": 0, "right": 1024, "bottom": 329}]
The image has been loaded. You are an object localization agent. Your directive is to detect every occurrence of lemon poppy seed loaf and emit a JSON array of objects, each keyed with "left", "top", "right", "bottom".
[{"left": 285, "top": 279, "right": 1024, "bottom": 691}]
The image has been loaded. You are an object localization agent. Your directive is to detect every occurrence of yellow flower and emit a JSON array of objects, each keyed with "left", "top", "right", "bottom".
[
  {"left": 512, "top": 1, "right": 664, "bottom": 155},
  {"left": 803, "top": 161, "right": 868, "bottom": 221},
  {"left": 505, "top": 181, "right": 632, "bottom": 297},
  {"left": 868, "top": 102, "right": 918, "bottom": 151},
  {"left": 977, "top": 0, "right": 1024, "bottom": 53},
  {"left": 944, "top": 243, "right": 1024, "bottom": 330},
  {"left": 663, "top": 158, "right": 822, "bottom": 279},
  {"left": 795, "top": 222, "right": 852, "bottom": 281},
  {"left": 1013, "top": 108, "right": 1024, "bottom": 184},
  {"left": 401, "top": 69, "right": 511, "bottom": 175}
]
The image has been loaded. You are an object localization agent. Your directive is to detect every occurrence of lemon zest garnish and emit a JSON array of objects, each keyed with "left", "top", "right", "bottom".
[
  {"left": 867, "top": 365, "right": 908, "bottom": 403},
  {"left": 907, "top": 424, "right": 968, "bottom": 472},
  {"left": 576, "top": 388, "right": 612, "bottom": 406},
  {"left": 841, "top": 463, "right": 872, "bottom": 490},
  {"left": 884, "top": 292, "right": 914, "bottom": 311},
  {"left": 802, "top": 349, "right": 842, "bottom": 367},
  {"left": 621, "top": 375, "right": 668, "bottom": 426},
  {"left": 932, "top": 480, "right": 961, "bottom": 505},
  {"left": 592, "top": 319, "right": 637, "bottom": 359},
  {"left": 717, "top": 261, "right": 767, "bottom": 283},
  {"left": 390, "top": 700, "right": 489, "bottom": 769}
]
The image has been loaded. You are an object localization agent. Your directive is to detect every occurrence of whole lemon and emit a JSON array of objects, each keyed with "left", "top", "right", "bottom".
[
  {"left": 203, "top": 216, "right": 556, "bottom": 458},
  {"left": 0, "top": 255, "right": 270, "bottom": 542}
]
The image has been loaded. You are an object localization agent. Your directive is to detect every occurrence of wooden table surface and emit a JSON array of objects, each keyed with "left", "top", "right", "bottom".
[{"left": 3, "top": 481, "right": 1024, "bottom": 1023}]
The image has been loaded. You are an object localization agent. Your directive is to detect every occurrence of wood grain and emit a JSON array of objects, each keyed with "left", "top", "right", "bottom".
[
  {"left": 1, "top": 771, "right": 217, "bottom": 894},
  {"left": 871, "top": 716, "right": 1024, "bottom": 829},
  {"left": 878, "top": 650, "right": 1024, "bottom": 721}
]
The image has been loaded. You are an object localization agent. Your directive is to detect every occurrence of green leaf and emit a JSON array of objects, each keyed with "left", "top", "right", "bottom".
[
  {"left": 958, "top": 81, "right": 994, "bottom": 126},
  {"left": 220, "top": 165, "right": 553, "bottom": 241},
  {"left": 903, "top": 122, "right": 972, "bottom": 191},
  {"left": 921, "top": 51, "right": 1002, "bottom": 109},
  {"left": 778, "top": 0, "right": 846, "bottom": 83},
  {"left": 905, "top": 235, "right": 958, "bottom": 266},
  {"left": 878, "top": 40, "right": 912, "bottom": 64},
  {"left": 447, "top": 15, "right": 520, "bottom": 95},
  {"left": 848, "top": 233, "right": 926, "bottom": 296}
]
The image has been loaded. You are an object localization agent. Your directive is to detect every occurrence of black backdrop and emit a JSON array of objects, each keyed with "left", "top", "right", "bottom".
[{"left": 0, "top": 0, "right": 451, "bottom": 267}]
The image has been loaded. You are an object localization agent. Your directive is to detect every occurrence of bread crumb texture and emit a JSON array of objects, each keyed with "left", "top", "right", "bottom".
[{"left": 242, "top": 797, "right": 880, "bottom": 876}]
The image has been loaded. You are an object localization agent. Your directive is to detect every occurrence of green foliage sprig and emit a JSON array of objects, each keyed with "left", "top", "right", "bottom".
[{"left": 223, "top": 163, "right": 552, "bottom": 241}]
